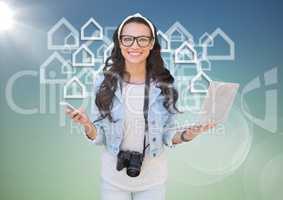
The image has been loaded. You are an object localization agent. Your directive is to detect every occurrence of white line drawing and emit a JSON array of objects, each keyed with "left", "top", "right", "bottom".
[
  {"left": 60, "top": 32, "right": 77, "bottom": 54},
  {"left": 72, "top": 44, "right": 95, "bottom": 67},
  {"left": 157, "top": 30, "right": 171, "bottom": 52},
  {"left": 174, "top": 76, "right": 203, "bottom": 113},
  {"left": 48, "top": 18, "right": 79, "bottom": 50},
  {"left": 80, "top": 35, "right": 112, "bottom": 65},
  {"left": 104, "top": 42, "right": 114, "bottom": 63},
  {"left": 198, "top": 32, "right": 214, "bottom": 47},
  {"left": 241, "top": 67, "right": 278, "bottom": 133},
  {"left": 97, "top": 43, "right": 108, "bottom": 59},
  {"left": 76, "top": 68, "right": 96, "bottom": 85},
  {"left": 165, "top": 21, "right": 194, "bottom": 47},
  {"left": 81, "top": 18, "right": 103, "bottom": 40},
  {"left": 196, "top": 52, "right": 211, "bottom": 71},
  {"left": 197, "top": 59, "right": 211, "bottom": 71},
  {"left": 190, "top": 70, "right": 212, "bottom": 93},
  {"left": 202, "top": 28, "right": 235, "bottom": 60},
  {"left": 174, "top": 41, "right": 197, "bottom": 64},
  {"left": 40, "top": 52, "right": 72, "bottom": 84},
  {"left": 161, "top": 51, "right": 175, "bottom": 76},
  {"left": 63, "top": 76, "right": 87, "bottom": 99}
]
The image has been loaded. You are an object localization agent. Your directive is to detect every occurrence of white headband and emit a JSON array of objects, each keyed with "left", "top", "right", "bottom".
[{"left": 118, "top": 13, "right": 155, "bottom": 43}]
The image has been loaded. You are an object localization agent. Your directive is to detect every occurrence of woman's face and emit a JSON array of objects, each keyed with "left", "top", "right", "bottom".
[{"left": 119, "top": 22, "right": 154, "bottom": 65}]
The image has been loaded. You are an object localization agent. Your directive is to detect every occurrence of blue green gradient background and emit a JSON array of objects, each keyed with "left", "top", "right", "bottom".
[{"left": 0, "top": 0, "right": 282, "bottom": 199}]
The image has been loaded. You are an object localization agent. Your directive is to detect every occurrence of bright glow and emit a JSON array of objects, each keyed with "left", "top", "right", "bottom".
[{"left": 0, "top": 2, "right": 14, "bottom": 31}]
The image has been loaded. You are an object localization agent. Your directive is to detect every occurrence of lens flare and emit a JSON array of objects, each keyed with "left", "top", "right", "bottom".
[{"left": 0, "top": 2, "right": 14, "bottom": 31}]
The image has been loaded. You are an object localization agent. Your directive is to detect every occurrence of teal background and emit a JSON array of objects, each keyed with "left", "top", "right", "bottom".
[{"left": 0, "top": 0, "right": 282, "bottom": 200}]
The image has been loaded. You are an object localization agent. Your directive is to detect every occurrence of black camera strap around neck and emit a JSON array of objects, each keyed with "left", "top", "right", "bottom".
[{"left": 142, "top": 73, "right": 150, "bottom": 158}]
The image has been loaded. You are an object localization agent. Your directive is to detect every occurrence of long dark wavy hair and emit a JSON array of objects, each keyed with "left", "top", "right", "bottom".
[{"left": 95, "top": 16, "right": 182, "bottom": 123}]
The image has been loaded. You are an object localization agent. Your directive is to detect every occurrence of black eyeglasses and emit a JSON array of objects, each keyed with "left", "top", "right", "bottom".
[{"left": 120, "top": 35, "right": 154, "bottom": 48}]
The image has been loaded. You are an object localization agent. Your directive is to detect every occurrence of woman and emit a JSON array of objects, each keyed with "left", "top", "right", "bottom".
[{"left": 66, "top": 13, "right": 214, "bottom": 200}]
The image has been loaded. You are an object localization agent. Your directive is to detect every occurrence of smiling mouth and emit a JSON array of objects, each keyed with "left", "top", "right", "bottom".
[{"left": 128, "top": 51, "right": 143, "bottom": 56}]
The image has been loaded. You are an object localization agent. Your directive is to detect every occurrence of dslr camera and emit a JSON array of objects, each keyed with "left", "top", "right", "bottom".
[{"left": 116, "top": 150, "right": 144, "bottom": 177}]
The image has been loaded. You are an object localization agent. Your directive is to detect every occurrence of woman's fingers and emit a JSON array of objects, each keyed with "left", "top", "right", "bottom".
[
  {"left": 189, "top": 123, "right": 216, "bottom": 134},
  {"left": 63, "top": 106, "right": 89, "bottom": 125}
]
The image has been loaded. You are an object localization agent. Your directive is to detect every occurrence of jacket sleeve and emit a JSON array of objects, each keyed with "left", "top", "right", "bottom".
[
  {"left": 85, "top": 74, "right": 106, "bottom": 146},
  {"left": 162, "top": 112, "right": 177, "bottom": 148}
]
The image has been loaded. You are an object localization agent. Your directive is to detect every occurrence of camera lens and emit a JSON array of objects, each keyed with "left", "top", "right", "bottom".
[
  {"left": 127, "top": 167, "right": 141, "bottom": 177},
  {"left": 126, "top": 152, "right": 143, "bottom": 177}
]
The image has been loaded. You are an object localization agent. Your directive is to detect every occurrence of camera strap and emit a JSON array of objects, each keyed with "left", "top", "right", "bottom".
[{"left": 142, "top": 72, "right": 150, "bottom": 158}]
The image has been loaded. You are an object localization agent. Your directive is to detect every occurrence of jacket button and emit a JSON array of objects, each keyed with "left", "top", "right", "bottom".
[
  {"left": 151, "top": 120, "right": 156, "bottom": 125},
  {"left": 153, "top": 153, "right": 156, "bottom": 157},
  {"left": 152, "top": 137, "right": 156, "bottom": 142}
]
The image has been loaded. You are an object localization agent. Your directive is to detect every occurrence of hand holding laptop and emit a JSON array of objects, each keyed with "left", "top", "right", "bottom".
[{"left": 171, "top": 81, "right": 239, "bottom": 142}]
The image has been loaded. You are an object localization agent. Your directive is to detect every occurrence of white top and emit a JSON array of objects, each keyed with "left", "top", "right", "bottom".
[{"left": 100, "top": 81, "right": 168, "bottom": 192}]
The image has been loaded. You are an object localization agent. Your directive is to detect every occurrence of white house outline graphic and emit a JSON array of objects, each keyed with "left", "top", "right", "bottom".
[
  {"left": 165, "top": 21, "right": 194, "bottom": 45},
  {"left": 198, "top": 32, "right": 214, "bottom": 47},
  {"left": 175, "top": 41, "right": 197, "bottom": 64},
  {"left": 81, "top": 18, "right": 103, "bottom": 40},
  {"left": 190, "top": 70, "right": 212, "bottom": 93},
  {"left": 40, "top": 52, "right": 72, "bottom": 84},
  {"left": 202, "top": 28, "right": 235, "bottom": 60},
  {"left": 72, "top": 44, "right": 95, "bottom": 67},
  {"left": 157, "top": 30, "right": 171, "bottom": 52},
  {"left": 63, "top": 76, "right": 87, "bottom": 99},
  {"left": 47, "top": 18, "right": 79, "bottom": 50}
]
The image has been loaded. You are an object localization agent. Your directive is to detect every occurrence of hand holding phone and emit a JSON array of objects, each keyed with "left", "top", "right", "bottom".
[
  {"left": 60, "top": 101, "right": 77, "bottom": 112},
  {"left": 60, "top": 101, "right": 90, "bottom": 125}
]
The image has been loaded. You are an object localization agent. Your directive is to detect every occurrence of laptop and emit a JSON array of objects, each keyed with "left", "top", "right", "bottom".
[{"left": 172, "top": 81, "right": 240, "bottom": 131}]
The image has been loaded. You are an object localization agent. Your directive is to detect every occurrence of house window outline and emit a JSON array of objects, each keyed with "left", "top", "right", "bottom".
[
  {"left": 174, "top": 41, "right": 197, "bottom": 64},
  {"left": 47, "top": 18, "right": 79, "bottom": 50},
  {"left": 63, "top": 76, "right": 87, "bottom": 99},
  {"left": 202, "top": 28, "right": 235, "bottom": 60},
  {"left": 40, "top": 52, "right": 72, "bottom": 84},
  {"left": 81, "top": 18, "right": 103, "bottom": 40},
  {"left": 72, "top": 44, "right": 95, "bottom": 67}
]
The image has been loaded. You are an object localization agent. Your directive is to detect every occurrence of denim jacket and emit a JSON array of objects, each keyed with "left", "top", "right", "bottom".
[{"left": 87, "top": 74, "right": 177, "bottom": 158}]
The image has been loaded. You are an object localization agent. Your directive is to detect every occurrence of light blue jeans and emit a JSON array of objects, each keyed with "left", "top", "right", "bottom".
[{"left": 100, "top": 179, "right": 166, "bottom": 200}]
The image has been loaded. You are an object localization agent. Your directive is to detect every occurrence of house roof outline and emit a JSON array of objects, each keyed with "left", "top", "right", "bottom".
[
  {"left": 40, "top": 52, "right": 72, "bottom": 84},
  {"left": 202, "top": 28, "right": 235, "bottom": 60},
  {"left": 165, "top": 21, "right": 194, "bottom": 45},
  {"left": 190, "top": 70, "right": 212, "bottom": 93},
  {"left": 198, "top": 32, "right": 214, "bottom": 47},
  {"left": 47, "top": 18, "right": 79, "bottom": 50},
  {"left": 157, "top": 30, "right": 171, "bottom": 52},
  {"left": 174, "top": 41, "right": 197, "bottom": 64},
  {"left": 72, "top": 44, "right": 95, "bottom": 67},
  {"left": 63, "top": 76, "right": 87, "bottom": 99},
  {"left": 81, "top": 18, "right": 103, "bottom": 40}
]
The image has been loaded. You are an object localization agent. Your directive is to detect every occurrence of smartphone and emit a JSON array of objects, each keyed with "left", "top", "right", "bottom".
[{"left": 60, "top": 101, "right": 77, "bottom": 112}]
